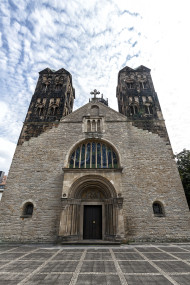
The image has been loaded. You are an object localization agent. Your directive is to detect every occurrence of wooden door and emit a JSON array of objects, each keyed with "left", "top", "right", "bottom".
[{"left": 83, "top": 205, "right": 102, "bottom": 239}]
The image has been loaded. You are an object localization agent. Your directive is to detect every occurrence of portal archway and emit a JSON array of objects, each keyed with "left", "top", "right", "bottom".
[{"left": 58, "top": 175, "right": 124, "bottom": 242}]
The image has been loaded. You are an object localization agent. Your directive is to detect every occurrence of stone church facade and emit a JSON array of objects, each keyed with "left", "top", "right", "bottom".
[{"left": 0, "top": 65, "right": 190, "bottom": 243}]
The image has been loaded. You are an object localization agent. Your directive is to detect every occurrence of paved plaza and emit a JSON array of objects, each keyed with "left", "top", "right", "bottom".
[{"left": 1, "top": 244, "right": 190, "bottom": 284}]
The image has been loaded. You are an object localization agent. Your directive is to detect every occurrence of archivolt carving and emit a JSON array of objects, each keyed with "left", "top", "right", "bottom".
[{"left": 68, "top": 175, "right": 117, "bottom": 199}]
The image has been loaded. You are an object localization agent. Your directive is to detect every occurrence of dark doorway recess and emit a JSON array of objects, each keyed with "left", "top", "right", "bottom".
[{"left": 83, "top": 205, "right": 102, "bottom": 239}]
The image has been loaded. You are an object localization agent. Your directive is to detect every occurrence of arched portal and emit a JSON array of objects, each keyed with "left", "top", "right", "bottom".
[{"left": 58, "top": 175, "right": 124, "bottom": 242}]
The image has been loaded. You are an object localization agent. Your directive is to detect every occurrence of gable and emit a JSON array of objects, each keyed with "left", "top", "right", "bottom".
[{"left": 61, "top": 101, "right": 127, "bottom": 123}]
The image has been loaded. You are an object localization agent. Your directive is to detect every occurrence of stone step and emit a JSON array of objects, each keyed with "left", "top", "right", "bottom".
[{"left": 60, "top": 240, "right": 121, "bottom": 246}]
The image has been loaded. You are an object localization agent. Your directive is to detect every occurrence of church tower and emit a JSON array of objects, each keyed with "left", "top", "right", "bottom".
[
  {"left": 116, "top": 65, "right": 170, "bottom": 143},
  {"left": 18, "top": 68, "right": 75, "bottom": 145}
]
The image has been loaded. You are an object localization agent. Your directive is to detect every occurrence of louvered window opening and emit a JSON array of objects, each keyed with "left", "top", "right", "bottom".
[{"left": 69, "top": 142, "right": 118, "bottom": 169}]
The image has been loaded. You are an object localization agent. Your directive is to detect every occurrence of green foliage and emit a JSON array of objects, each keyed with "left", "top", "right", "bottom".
[{"left": 176, "top": 149, "right": 190, "bottom": 209}]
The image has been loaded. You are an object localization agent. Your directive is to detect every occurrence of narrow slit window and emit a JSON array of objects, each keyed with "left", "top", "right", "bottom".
[
  {"left": 92, "top": 120, "right": 96, "bottom": 132},
  {"left": 92, "top": 142, "right": 96, "bottom": 168},
  {"left": 107, "top": 148, "right": 112, "bottom": 168},
  {"left": 80, "top": 144, "right": 86, "bottom": 168},
  {"left": 87, "top": 120, "right": 91, "bottom": 132},
  {"left": 69, "top": 152, "right": 75, "bottom": 168},
  {"left": 75, "top": 147, "right": 80, "bottom": 168},
  {"left": 102, "top": 144, "right": 107, "bottom": 168},
  {"left": 97, "top": 143, "right": 101, "bottom": 168},
  {"left": 86, "top": 143, "right": 91, "bottom": 168},
  {"left": 113, "top": 151, "right": 118, "bottom": 169},
  {"left": 97, "top": 120, "right": 101, "bottom": 132}
]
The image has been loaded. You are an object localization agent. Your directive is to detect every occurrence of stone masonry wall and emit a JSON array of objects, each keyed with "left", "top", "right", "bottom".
[{"left": 0, "top": 101, "right": 189, "bottom": 242}]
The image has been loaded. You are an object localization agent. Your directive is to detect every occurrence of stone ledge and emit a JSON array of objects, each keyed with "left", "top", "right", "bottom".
[
  {"left": 20, "top": 215, "right": 32, "bottom": 219},
  {"left": 62, "top": 168, "right": 123, "bottom": 172}
]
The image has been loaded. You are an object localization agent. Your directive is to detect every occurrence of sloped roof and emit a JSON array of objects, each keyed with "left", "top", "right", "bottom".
[
  {"left": 39, "top": 67, "right": 71, "bottom": 75},
  {"left": 135, "top": 65, "right": 151, "bottom": 72},
  {"left": 119, "top": 65, "right": 151, "bottom": 74}
]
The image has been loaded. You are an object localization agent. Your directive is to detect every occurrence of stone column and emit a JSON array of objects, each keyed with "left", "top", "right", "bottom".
[
  {"left": 58, "top": 198, "right": 80, "bottom": 241},
  {"left": 115, "top": 197, "right": 126, "bottom": 241},
  {"left": 105, "top": 199, "right": 117, "bottom": 240}
]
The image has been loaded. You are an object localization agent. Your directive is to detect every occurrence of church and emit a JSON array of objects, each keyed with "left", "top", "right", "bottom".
[{"left": 0, "top": 65, "right": 190, "bottom": 243}]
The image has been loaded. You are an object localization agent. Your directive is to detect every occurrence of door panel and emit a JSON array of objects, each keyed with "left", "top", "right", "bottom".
[{"left": 83, "top": 205, "right": 102, "bottom": 239}]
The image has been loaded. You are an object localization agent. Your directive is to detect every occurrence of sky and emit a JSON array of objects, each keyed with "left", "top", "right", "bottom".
[{"left": 0, "top": 0, "right": 190, "bottom": 174}]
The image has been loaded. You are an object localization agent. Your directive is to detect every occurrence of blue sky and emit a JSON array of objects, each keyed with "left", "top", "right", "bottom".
[{"left": 0, "top": 0, "right": 190, "bottom": 174}]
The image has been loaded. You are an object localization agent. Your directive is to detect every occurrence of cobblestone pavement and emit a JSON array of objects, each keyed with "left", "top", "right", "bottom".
[{"left": 1, "top": 244, "right": 190, "bottom": 284}]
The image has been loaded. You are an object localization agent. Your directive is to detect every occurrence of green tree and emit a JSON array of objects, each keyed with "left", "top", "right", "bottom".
[{"left": 176, "top": 149, "right": 190, "bottom": 209}]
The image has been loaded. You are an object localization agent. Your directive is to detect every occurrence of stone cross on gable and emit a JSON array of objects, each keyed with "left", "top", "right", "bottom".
[{"left": 90, "top": 89, "right": 100, "bottom": 99}]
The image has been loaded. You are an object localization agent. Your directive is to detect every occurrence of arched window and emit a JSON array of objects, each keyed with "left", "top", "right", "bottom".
[
  {"left": 130, "top": 105, "right": 134, "bottom": 115},
  {"left": 145, "top": 104, "right": 153, "bottom": 115},
  {"left": 86, "top": 119, "right": 102, "bottom": 133},
  {"left": 54, "top": 107, "right": 58, "bottom": 115},
  {"left": 127, "top": 82, "right": 134, "bottom": 89},
  {"left": 140, "top": 81, "right": 149, "bottom": 89},
  {"left": 134, "top": 106, "right": 138, "bottom": 114},
  {"left": 37, "top": 106, "right": 44, "bottom": 116},
  {"left": 87, "top": 120, "right": 91, "bottom": 132},
  {"left": 129, "top": 104, "right": 138, "bottom": 115},
  {"left": 153, "top": 202, "right": 164, "bottom": 216},
  {"left": 97, "top": 120, "right": 101, "bottom": 132},
  {"left": 92, "top": 120, "right": 96, "bottom": 132},
  {"left": 149, "top": 105, "right": 153, "bottom": 114},
  {"left": 145, "top": 106, "right": 149, "bottom": 114},
  {"left": 50, "top": 107, "right": 54, "bottom": 115},
  {"left": 69, "top": 141, "right": 119, "bottom": 169},
  {"left": 23, "top": 202, "right": 34, "bottom": 216}
]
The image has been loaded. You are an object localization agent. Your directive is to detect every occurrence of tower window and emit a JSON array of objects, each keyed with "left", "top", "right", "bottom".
[
  {"left": 37, "top": 107, "right": 44, "bottom": 116},
  {"left": 145, "top": 105, "right": 153, "bottom": 115},
  {"left": 129, "top": 105, "right": 138, "bottom": 115},
  {"left": 54, "top": 107, "right": 58, "bottom": 115},
  {"left": 140, "top": 81, "right": 149, "bottom": 89},
  {"left": 153, "top": 202, "right": 164, "bottom": 217},
  {"left": 69, "top": 141, "right": 119, "bottom": 169},
  {"left": 127, "top": 82, "right": 134, "bottom": 89},
  {"left": 50, "top": 107, "right": 54, "bottom": 115},
  {"left": 55, "top": 84, "right": 62, "bottom": 91},
  {"left": 49, "top": 106, "right": 59, "bottom": 116}
]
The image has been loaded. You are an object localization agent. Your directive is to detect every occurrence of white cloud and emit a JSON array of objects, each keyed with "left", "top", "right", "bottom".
[{"left": 0, "top": 0, "right": 190, "bottom": 174}]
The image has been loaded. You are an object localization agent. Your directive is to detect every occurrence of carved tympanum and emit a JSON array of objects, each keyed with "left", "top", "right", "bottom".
[{"left": 81, "top": 189, "right": 105, "bottom": 199}]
